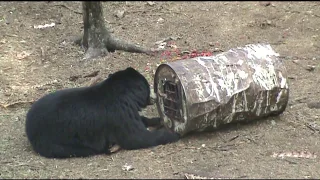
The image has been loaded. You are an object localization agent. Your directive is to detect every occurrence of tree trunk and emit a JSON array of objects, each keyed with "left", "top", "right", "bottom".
[{"left": 78, "top": 1, "right": 153, "bottom": 59}]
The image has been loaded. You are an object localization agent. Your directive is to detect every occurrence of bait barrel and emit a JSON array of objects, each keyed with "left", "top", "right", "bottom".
[{"left": 154, "top": 44, "right": 289, "bottom": 136}]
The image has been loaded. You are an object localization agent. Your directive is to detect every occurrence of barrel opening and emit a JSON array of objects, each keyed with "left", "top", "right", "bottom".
[{"left": 160, "top": 80, "right": 183, "bottom": 122}]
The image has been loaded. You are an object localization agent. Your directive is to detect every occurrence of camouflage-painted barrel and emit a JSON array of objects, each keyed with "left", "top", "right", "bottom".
[{"left": 154, "top": 43, "right": 289, "bottom": 136}]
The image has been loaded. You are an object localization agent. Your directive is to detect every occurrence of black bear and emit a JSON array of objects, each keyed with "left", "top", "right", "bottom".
[{"left": 25, "top": 67, "right": 180, "bottom": 159}]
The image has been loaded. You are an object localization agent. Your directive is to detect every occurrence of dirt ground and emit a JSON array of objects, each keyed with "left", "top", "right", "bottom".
[{"left": 0, "top": 1, "right": 320, "bottom": 179}]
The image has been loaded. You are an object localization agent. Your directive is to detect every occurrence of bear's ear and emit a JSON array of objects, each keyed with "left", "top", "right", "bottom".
[
  {"left": 125, "top": 67, "right": 136, "bottom": 72},
  {"left": 123, "top": 67, "right": 140, "bottom": 76}
]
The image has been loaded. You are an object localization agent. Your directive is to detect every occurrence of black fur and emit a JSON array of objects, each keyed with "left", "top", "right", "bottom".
[
  {"left": 141, "top": 116, "right": 162, "bottom": 127},
  {"left": 25, "top": 67, "right": 179, "bottom": 159}
]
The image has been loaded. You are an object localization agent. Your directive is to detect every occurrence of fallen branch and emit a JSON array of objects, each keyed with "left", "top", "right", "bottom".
[
  {"left": 83, "top": 70, "right": 100, "bottom": 78},
  {"left": 69, "top": 71, "right": 100, "bottom": 82},
  {"left": 305, "top": 122, "right": 320, "bottom": 133},
  {"left": 0, "top": 100, "right": 34, "bottom": 109},
  {"left": 184, "top": 172, "right": 220, "bottom": 179},
  {"left": 227, "top": 135, "right": 239, "bottom": 142},
  {"left": 54, "top": 4, "right": 82, "bottom": 14}
]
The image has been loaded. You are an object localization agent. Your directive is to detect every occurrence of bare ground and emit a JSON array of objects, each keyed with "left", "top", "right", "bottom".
[{"left": 0, "top": 1, "right": 320, "bottom": 179}]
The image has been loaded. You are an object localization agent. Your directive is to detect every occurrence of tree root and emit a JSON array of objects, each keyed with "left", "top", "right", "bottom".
[
  {"left": 107, "top": 36, "right": 153, "bottom": 55},
  {"left": 73, "top": 36, "right": 83, "bottom": 46},
  {"left": 83, "top": 47, "right": 108, "bottom": 60},
  {"left": 73, "top": 35, "right": 156, "bottom": 59}
]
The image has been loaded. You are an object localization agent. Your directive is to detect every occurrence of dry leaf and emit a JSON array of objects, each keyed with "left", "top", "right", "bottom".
[
  {"left": 147, "top": 1, "right": 156, "bottom": 6},
  {"left": 17, "top": 51, "right": 31, "bottom": 60},
  {"left": 34, "top": 22, "right": 55, "bottom": 29},
  {"left": 110, "top": 144, "right": 122, "bottom": 153},
  {"left": 122, "top": 163, "right": 134, "bottom": 171},
  {"left": 272, "top": 151, "right": 317, "bottom": 159}
]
